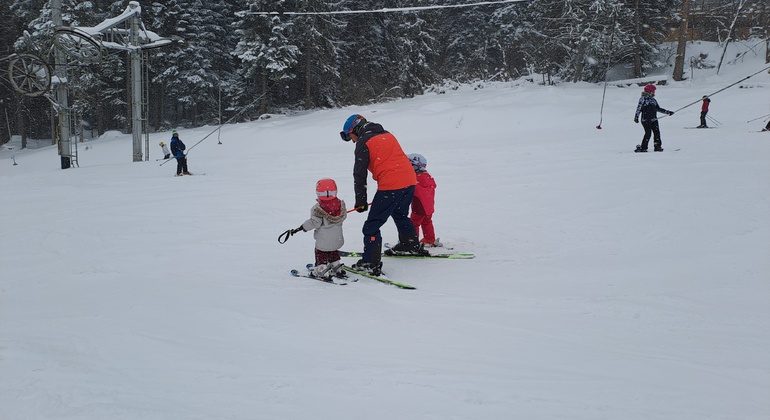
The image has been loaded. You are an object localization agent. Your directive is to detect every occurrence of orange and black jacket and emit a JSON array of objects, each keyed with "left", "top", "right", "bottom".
[{"left": 353, "top": 123, "right": 417, "bottom": 204}]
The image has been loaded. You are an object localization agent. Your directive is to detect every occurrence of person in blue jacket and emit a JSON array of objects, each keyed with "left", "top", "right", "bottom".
[{"left": 170, "top": 130, "right": 190, "bottom": 176}]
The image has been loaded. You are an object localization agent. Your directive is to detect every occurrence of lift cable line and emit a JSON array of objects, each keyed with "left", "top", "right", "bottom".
[
  {"left": 159, "top": 92, "right": 269, "bottom": 166},
  {"left": 245, "top": 0, "right": 529, "bottom": 16},
  {"left": 663, "top": 65, "right": 770, "bottom": 117}
]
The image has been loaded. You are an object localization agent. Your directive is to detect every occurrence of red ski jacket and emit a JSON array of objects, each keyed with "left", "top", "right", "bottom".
[
  {"left": 411, "top": 171, "right": 436, "bottom": 216},
  {"left": 702, "top": 98, "right": 711, "bottom": 112}
]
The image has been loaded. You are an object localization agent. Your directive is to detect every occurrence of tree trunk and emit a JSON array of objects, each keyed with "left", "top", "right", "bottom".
[
  {"left": 717, "top": 0, "right": 747, "bottom": 75},
  {"left": 673, "top": 0, "right": 690, "bottom": 81},
  {"left": 0, "top": 104, "right": 10, "bottom": 146},
  {"left": 766, "top": 38, "right": 769, "bottom": 64},
  {"left": 260, "top": 70, "right": 268, "bottom": 115},
  {"left": 573, "top": 43, "right": 586, "bottom": 82},
  {"left": 49, "top": 103, "right": 55, "bottom": 146},
  {"left": 633, "top": 0, "right": 643, "bottom": 78},
  {"left": 20, "top": 107, "right": 27, "bottom": 149},
  {"left": 305, "top": 48, "right": 312, "bottom": 108}
]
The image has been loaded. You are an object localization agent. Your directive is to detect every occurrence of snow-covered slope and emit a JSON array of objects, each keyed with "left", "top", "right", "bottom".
[{"left": 1, "top": 41, "right": 769, "bottom": 420}]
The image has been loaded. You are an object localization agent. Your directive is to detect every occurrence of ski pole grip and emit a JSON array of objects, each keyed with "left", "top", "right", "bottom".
[{"left": 278, "top": 229, "right": 292, "bottom": 244}]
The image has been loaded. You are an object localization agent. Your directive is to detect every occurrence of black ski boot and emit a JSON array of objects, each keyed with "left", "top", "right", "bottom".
[
  {"left": 384, "top": 232, "right": 430, "bottom": 256},
  {"left": 634, "top": 145, "right": 647, "bottom": 153},
  {"left": 351, "top": 259, "right": 383, "bottom": 276}
]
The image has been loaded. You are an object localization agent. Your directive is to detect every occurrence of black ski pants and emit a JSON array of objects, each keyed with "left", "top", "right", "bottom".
[
  {"left": 176, "top": 157, "right": 188, "bottom": 175},
  {"left": 361, "top": 185, "right": 416, "bottom": 264},
  {"left": 641, "top": 120, "right": 662, "bottom": 150}
]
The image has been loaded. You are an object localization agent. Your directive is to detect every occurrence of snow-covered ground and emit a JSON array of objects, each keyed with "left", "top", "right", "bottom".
[{"left": 1, "top": 42, "right": 769, "bottom": 420}]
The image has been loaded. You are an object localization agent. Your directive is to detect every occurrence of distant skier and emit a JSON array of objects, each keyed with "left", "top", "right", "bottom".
[
  {"left": 293, "top": 178, "right": 348, "bottom": 280},
  {"left": 170, "top": 130, "right": 190, "bottom": 176},
  {"left": 697, "top": 95, "right": 711, "bottom": 128},
  {"left": 159, "top": 141, "right": 171, "bottom": 159},
  {"left": 407, "top": 153, "right": 440, "bottom": 248},
  {"left": 634, "top": 84, "right": 674, "bottom": 152}
]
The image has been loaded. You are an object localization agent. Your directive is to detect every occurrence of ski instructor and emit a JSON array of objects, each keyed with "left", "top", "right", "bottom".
[{"left": 340, "top": 114, "right": 427, "bottom": 276}]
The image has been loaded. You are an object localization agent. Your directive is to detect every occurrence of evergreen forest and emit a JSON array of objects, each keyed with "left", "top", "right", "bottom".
[{"left": 1, "top": 0, "right": 767, "bottom": 144}]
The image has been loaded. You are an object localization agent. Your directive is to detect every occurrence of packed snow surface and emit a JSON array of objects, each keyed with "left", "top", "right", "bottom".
[{"left": 1, "top": 42, "right": 769, "bottom": 419}]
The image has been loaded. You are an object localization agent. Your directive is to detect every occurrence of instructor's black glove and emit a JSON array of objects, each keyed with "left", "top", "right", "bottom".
[
  {"left": 634, "top": 117, "right": 639, "bottom": 123},
  {"left": 355, "top": 201, "right": 368, "bottom": 213},
  {"left": 667, "top": 111, "right": 674, "bottom": 116}
]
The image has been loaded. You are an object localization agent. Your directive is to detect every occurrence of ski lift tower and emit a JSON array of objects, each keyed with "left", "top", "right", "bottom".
[{"left": 54, "top": 1, "right": 172, "bottom": 162}]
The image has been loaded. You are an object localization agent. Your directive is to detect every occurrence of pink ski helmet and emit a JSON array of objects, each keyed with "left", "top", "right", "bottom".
[
  {"left": 643, "top": 84, "right": 656, "bottom": 93},
  {"left": 316, "top": 178, "right": 338, "bottom": 201}
]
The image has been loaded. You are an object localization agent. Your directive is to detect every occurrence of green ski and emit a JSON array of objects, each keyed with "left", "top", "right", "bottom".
[
  {"left": 342, "top": 265, "right": 416, "bottom": 290},
  {"left": 339, "top": 250, "right": 474, "bottom": 259}
]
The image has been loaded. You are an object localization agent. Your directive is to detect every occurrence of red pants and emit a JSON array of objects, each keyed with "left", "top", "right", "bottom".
[
  {"left": 314, "top": 249, "right": 340, "bottom": 266},
  {"left": 410, "top": 213, "right": 435, "bottom": 244}
]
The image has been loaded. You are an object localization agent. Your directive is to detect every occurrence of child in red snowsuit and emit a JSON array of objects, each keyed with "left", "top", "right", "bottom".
[
  {"left": 698, "top": 96, "right": 711, "bottom": 128},
  {"left": 407, "top": 154, "right": 438, "bottom": 246}
]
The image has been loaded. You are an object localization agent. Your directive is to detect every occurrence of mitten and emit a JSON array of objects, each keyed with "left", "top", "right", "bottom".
[{"left": 355, "top": 201, "right": 368, "bottom": 213}]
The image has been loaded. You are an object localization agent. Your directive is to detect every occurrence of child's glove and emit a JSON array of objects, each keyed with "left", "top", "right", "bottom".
[
  {"left": 293, "top": 227, "right": 304, "bottom": 234},
  {"left": 667, "top": 111, "right": 674, "bottom": 116},
  {"left": 634, "top": 117, "right": 639, "bottom": 123}
]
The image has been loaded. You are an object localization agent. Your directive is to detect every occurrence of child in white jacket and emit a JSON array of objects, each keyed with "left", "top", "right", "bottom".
[
  {"left": 159, "top": 141, "right": 171, "bottom": 159},
  {"left": 295, "top": 178, "right": 347, "bottom": 280}
]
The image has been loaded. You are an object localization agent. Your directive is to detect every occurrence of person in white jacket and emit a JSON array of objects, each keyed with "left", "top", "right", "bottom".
[
  {"left": 159, "top": 141, "right": 171, "bottom": 159},
  {"left": 295, "top": 178, "right": 347, "bottom": 280}
]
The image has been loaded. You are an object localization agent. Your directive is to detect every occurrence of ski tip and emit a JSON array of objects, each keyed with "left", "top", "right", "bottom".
[{"left": 446, "top": 253, "right": 475, "bottom": 259}]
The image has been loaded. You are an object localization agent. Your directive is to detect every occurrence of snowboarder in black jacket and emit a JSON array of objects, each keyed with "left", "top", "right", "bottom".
[{"left": 634, "top": 84, "right": 674, "bottom": 152}]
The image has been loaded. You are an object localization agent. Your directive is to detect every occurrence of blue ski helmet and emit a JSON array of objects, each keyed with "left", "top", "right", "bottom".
[
  {"left": 407, "top": 153, "right": 427, "bottom": 172},
  {"left": 340, "top": 114, "right": 366, "bottom": 141}
]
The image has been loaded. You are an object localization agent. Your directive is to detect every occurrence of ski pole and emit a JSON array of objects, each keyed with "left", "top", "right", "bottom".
[
  {"left": 280, "top": 202, "right": 371, "bottom": 242},
  {"left": 746, "top": 113, "right": 770, "bottom": 123},
  {"left": 159, "top": 154, "right": 182, "bottom": 166},
  {"left": 706, "top": 115, "right": 721, "bottom": 126}
]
